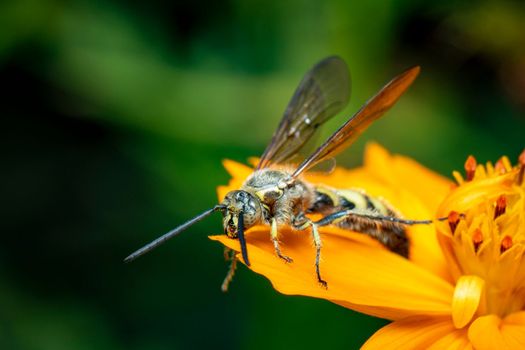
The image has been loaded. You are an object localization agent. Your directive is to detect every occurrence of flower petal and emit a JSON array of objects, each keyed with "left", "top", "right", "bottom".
[
  {"left": 363, "top": 143, "right": 453, "bottom": 213},
  {"left": 210, "top": 225, "right": 454, "bottom": 320},
  {"left": 502, "top": 312, "right": 525, "bottom": 349},
  {"left": 468, "top": 312, "right": 525, "bottom": 350},
  {"left": 216, "top": 160, "right": 253, "bottom": 200},
  {"left": 427, "top": 329, "right": 472, "bottom": 350},
  {"left": 437, "top": 173, "right": 516, "bottom": 217},
  {"left": 362, "top": 316, "right": 464, "bottom": 350},
  {"left": 361, "top": 143, "right": 453, "bottom": 281},
  {"left": 222, "top": 159, "right": 253, "bottom": 179},
  {"left": 452, "top": 275, "right": 485, "bottom": 328}
]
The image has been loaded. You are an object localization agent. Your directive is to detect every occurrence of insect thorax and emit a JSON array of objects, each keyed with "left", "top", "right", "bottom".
[{"left": 241, "top": 169, "right": 315, "bottom": 224}]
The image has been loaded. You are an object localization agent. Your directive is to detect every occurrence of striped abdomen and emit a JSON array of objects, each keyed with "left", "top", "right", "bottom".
[{"left": 308, "top": 186, "right": 409, "bottom": 257}]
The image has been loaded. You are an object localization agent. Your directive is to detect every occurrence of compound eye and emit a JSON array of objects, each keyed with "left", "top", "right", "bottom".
[{"left": 235, "top": 191, "right": 246, "bottom": 201}]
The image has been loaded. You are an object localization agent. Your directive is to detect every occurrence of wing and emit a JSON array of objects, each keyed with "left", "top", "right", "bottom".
[
  {"left": 291, "top": 66, "right": 420, "bottom": 178},
  {"left": 256, "top": 56, "right": 351, "bottom": 169}
]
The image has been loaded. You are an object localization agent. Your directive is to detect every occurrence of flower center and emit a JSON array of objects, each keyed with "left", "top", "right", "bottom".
[{"left": 437, "top": 152, "right": 525, "bottom": 322}]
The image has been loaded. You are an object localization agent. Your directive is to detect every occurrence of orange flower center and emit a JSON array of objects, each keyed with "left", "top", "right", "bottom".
[{"left": 437, "top": 152, "right": 525, "bottom": 325}]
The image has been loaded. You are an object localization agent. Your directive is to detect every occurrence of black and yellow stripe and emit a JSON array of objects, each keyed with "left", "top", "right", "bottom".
[{"left": 308, "top": 186, "right": 409, "bottom": 257}]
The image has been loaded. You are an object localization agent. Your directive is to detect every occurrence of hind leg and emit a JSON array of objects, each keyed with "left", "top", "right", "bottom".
[{"left": 314, "top": 210, "right": 413, "bottom": 257}]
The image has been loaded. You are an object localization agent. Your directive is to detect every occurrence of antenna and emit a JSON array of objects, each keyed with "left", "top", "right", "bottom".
[{"left": 124, "top": 205, "right": 225, "bottom": 263}]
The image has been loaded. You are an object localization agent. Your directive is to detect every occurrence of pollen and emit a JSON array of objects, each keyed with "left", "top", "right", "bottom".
[
  {"left": 494, "top": 158, "right": 506, "bottom": 174},
  {"left": 472, "top": 229, "right": 483, "bottom": 252},
  {"left": 500, "top": 235, "right": 513, "bottom": 253},
  {"left": 448, "top": 211, "right": 460, "bottom": 234},
  {"left": 494, "top": 195, "right": 506, "bottom": 219},
  {"left": 464, "top": 155, "right": 477, "bottom": 181}
]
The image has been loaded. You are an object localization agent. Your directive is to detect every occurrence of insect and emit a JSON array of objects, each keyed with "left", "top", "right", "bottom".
[{"left": 125, "top": 56, "right": 436, "bottom": 290}]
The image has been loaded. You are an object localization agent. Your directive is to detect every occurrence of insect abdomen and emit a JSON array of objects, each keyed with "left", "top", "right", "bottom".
[
  {"left": 335, "top": 213, "right": 408, "bottom": 257},
  {"left": 309, "top": 187, "right": 409, "bottom": 257}
]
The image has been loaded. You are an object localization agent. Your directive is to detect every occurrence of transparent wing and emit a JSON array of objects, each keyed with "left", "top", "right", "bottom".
[
  {"left": 291, "top": 66, "right": 420, "bottom": 178},
  {"left": 256, "top": 56, "right": 351, "bottom": 169}
]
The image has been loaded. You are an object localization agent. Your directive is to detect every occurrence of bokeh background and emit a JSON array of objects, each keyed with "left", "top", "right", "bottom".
[{"left": 2, "top": 0, "right": 525, "bottom": 349}]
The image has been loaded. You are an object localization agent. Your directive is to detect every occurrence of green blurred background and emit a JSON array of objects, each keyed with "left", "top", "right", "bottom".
[{"left": 2, "top": 0, "right": 525, "bottom": 349}]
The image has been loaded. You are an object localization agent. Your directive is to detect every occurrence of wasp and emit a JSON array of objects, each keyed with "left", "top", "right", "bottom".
[{"left": 125, "top": 56, "right": 436, "bottom": 290}]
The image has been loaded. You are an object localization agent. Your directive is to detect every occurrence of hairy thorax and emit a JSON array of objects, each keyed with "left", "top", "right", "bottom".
[{"left": 241, "top": 169, "right": 315, "bottom": 226}]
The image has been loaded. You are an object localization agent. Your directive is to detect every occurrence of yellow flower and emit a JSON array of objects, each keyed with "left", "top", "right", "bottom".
[
  {"left": 210, "top": 144, "right": 525, "bottom": 349},
  {"left": 433, "top": 152, "right": 525, "bottom": 349}
]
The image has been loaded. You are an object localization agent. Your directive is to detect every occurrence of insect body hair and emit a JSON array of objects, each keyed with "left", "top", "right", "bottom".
[{"left": 241, "top": 169, "right": 316, "bottom": 227}]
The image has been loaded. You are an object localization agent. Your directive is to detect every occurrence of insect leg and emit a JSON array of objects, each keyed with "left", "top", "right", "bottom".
[
  {"left": 294, "top": 219, "right": 327, "bottom": 288},
  {"left": 224, "top": 246, "right": 233, "bottom": 261},
  {"left": 311, "top": 222, "right": 327, "bottom": 288},
  {"left": 270, "top": 218, "right": 293, "bottom": 263},
  {"left": 315, "top": 210, "right": 444, "bottom": 229},
  {"left": 221, "top": 249, "right": 238, "bottom": 292}
]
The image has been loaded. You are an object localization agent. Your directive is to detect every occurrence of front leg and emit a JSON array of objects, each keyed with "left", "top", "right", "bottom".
[
  {"left": 270, "top": 217, "right": 293, "bottom": 263},
  {"left": 221, "top": 248, "right": 238, "bottom": 292}
]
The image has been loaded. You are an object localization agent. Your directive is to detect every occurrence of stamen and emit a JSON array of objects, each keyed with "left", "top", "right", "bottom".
[
  {"left": 494, "top": 158, "right": 506, "bottom": 175},
  {"left": 448, "top": 211, "right": 460, "bottom": 234},
  {"left": 500, "top": 235, "right": 513, "bottom": 253},
  {"left": 518, "top": 149, "right": 525, "bottom": 185},
  {"left": 494, "top": 195, "right": 507, "bottom": 219},
  {"left": 472, "top": 229, "right": 483, "bottom": 252},
  {"left": 465, "top": 155, "right": 477, "bottom": 181}
]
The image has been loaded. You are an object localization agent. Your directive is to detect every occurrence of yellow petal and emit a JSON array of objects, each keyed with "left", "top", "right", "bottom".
[
  {"left": 501, "top": 312, "right": 525, "bottom": 350},
  {"left": 210, "top": 225, "right": 454, "bottom": 320},
  {"left": 216, "top": 160, "right": 253, "bottom": 200},
  {"left": 364, "top": 143, "right": 453, "bottom": 213},
  {"left": 427, "top": 328, "right": 471, "bottom": 350},
  {"left": 437, "top": 173, "right": 516, "bottom": 218},
  {"left": 452, "top": 275, "right": 485, "bottom": 328},
  {"left": 468, "top": 312, "right": 525, "bottom": 350},
  {"left": 332, "top": 301, "right": 423, "bottom": 321},
  {"left": 362, "top": 143, "right": 453, "bottom": 281},
  {"left": 221, "top": 159, "right": 253, "bottom": 179},
  {"left": 468, "top": 315, "right": 505, "bottom": 350},
  {"left": 362, "top": 316, "right": 460, "bottom": 350},
  {"left": 397, "top": 193, "right": 452, "bottom": 283}
]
